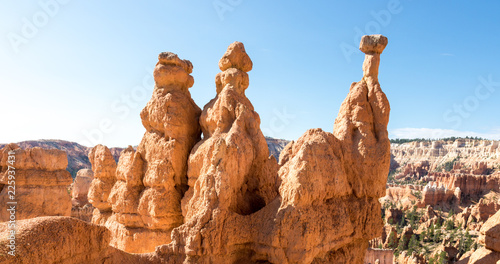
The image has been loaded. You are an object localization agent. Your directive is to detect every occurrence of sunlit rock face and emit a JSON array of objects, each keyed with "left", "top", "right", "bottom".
[
  {"left": 88, "top": 51, "right": 202, "bottom": 253},
  {"left": 0, "top": 144, "right": 72, "bottom": 221},
  {"left": 86, "top": 36, "right": 391, "bottom": 263},
  {"left": 158, "top": 36, "right": 390, "bottom": 263}
]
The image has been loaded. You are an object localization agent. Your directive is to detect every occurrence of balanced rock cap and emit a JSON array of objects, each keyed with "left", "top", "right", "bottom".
[
  {"left": 359, "top": 34, "right": 388, "bottom": 54},
  {"left": 158, "top": 52, "right": 193, "bottom": 74},
  {"left": 218, "top": 41, "right": 253, "bottom": 72}
]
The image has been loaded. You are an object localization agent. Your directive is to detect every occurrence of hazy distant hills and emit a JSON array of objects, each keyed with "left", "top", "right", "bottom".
[
  {"left": 0, "top": 138, "right": 291, "bottom": 178},
  {"left": 0, "top": 140, "right": 123, "bottom": 178}
]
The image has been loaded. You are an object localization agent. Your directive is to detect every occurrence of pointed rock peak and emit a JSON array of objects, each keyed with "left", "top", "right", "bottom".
[
  {"left": 359, "top": 34, "right": 388, "bottom": 54},
  {"left": 154, "top": 52, "right": 194, "bottom": 90},
  {"left": 218, "top": 41, "right": 253, "bottom": 72}
]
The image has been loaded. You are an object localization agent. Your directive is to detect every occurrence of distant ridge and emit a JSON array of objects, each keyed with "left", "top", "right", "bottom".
[
  {"left": 0, "top": 140, "right": 123, "bottom": 178},
  {"left": 0, "top": 138, "right": 290, "bottom": 178}
]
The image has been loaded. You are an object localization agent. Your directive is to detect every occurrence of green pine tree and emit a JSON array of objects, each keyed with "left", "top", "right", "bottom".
[
  {"left": 397, "top": 235, "right": 409, "bottom": 253},
  {"left": 438, "top": 251, "right": 447, "bottom": 264},
  {"left": 407, "top": 234, "right": 419, "bottom": 254},
  {"left": 446, "top": 219, "right": 454, "bottom": 230},
  {"left": 420, "top": 230, "right": 426, "bottom": 243},
  {"left": 387, "top": 231, "right": 398, "bottom": 249}
]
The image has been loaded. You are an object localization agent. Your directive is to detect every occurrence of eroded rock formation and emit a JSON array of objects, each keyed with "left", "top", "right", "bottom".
[
  {"left": 88, "top": 52, "right": 202, "bottom": 253},
  {"left": 364, "top": 248, "right": 394, "bottom": 264},
  {"left": 156, "top": 36, "right": 390, "bottom": 263},
  {"left": 391, "top": 140, "right": 500, "bottom": 174},
  {"left": 72, "top": 168, "right": 94, "bottom": 207},
  {"left": 427, "top": 172, "right": 500, "bottom": 200},
  {"left": 70, "top": 168, "right": 95, "bottom": 222},
  {"left": 420, "top": 182, "right": 460, "bottom": 208},
  {"left": 467, "top": 209, "right": 500, "bottom": 263},
  {"left": 84, "top": 36, "right": 391, "bottom": 263},
  {"left": 88, "top": 144, "right": 117, "bottom": 225},
  {"left": 0, "top": 216, "right": 159, "bottom": 264},
  {"left": 0, "top": 144, "right": 72, "bottom": 221}
]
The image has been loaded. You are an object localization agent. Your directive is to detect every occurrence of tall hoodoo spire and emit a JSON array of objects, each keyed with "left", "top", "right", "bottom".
[{"left": 360, "top": 34, "right": 388, "bottom": 84}]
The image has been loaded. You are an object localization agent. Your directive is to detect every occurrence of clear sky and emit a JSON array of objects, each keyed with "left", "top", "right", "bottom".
[{"left": 1, "top": 1, "right": 500, "bottom": 147}]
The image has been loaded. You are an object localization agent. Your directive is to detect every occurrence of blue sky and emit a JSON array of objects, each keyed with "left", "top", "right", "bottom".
[{"left": 1, "top": 1, "right": 499, "bottom": 147}]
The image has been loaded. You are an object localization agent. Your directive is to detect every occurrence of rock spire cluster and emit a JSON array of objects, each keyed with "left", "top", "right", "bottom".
[{"left": 1, "top": 35, "right": 391, "bottom": 263}]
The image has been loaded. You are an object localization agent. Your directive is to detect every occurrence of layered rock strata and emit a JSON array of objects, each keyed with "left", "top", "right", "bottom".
[
  {"left": 391, "top": 139, "right": 500, "bottom": 173},
  {"left": 0, "top": 144, "right": 72, "bottom": 221},
  {"left": 88, "top": 144, "right": 117, "bottom": 225}
]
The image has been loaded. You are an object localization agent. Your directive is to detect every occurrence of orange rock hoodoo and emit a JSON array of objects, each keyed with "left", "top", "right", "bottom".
[
  {"left": 84, "top": 35, "right": 391, "bottom": 263},
  {"left": 87, "top": 52, "right": 202, "bottom": 253}
]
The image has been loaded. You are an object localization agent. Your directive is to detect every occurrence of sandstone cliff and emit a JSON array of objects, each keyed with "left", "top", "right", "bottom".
[
  {"left": 0, "top": 144, "right": 72, "bottom": 221},
  {"left": 391, "top": 139, "right": 500, "bottom": 174}
]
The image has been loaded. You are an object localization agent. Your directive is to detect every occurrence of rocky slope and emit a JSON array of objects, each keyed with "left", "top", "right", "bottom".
[{"left": 371, "top": 139, "right": 500, "bottom": 263}]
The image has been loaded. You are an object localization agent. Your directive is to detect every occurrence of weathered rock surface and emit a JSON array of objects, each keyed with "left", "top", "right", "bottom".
[
  {"left": 70, "top": 168, "right": 95, "bottom": 222},
  {"left": 0, "top": 144, "right": 72, "bottom": 221},
  {"left": 467, "top": 247, "right": 500, "bottom": 264},
  {"left": 72, "top": 168, "right": 94, "bottom": 207},
  {"left": 88, "top": 51, "right": 202, "bottom": 253},
  {"left": 479, "top": 209, "right": 500, "bottom": 252},
  {"left": 0, "top": 216, "right": 160, "bottom": 264},
  {"left": 467, "top": 209, "right": 500, "bottom": 263},
  {"left": 71, "top": 204, "right": 94, "bottom": 222},
  {"left": 428, "top": 172, "right": 500, "bottom": 200},
  {"left": 151, "top": 36, "right": 390, "bottom": 263},
  {"left": 420, "top": 182, "right": 460, "bottom": 208},
  {"left": 363, "top": 248, "right": 394, "bottom": 264},
  {"left": 381, "top": 184, "right": 421, "bottom": 210},
  {"left": 88, "top": 144, "right": 117, "bottom": 225},
  {"left": 385, "top": 208, "right": 403, "bottom": 224},
  {"left": 470, "top": 198, "right": 500, "bottom": 223},
  {"left": 49, "top": 36, "right": 393, "bottom": 263},
  {"left": 394, "top": 251, "right": 426, "bottom": 264},
  {"left": 391, "top": 140, "right": 500, "bottom": 175},
  {"left": 1, "top": 138, "right": 286, "bottom": 182}
]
